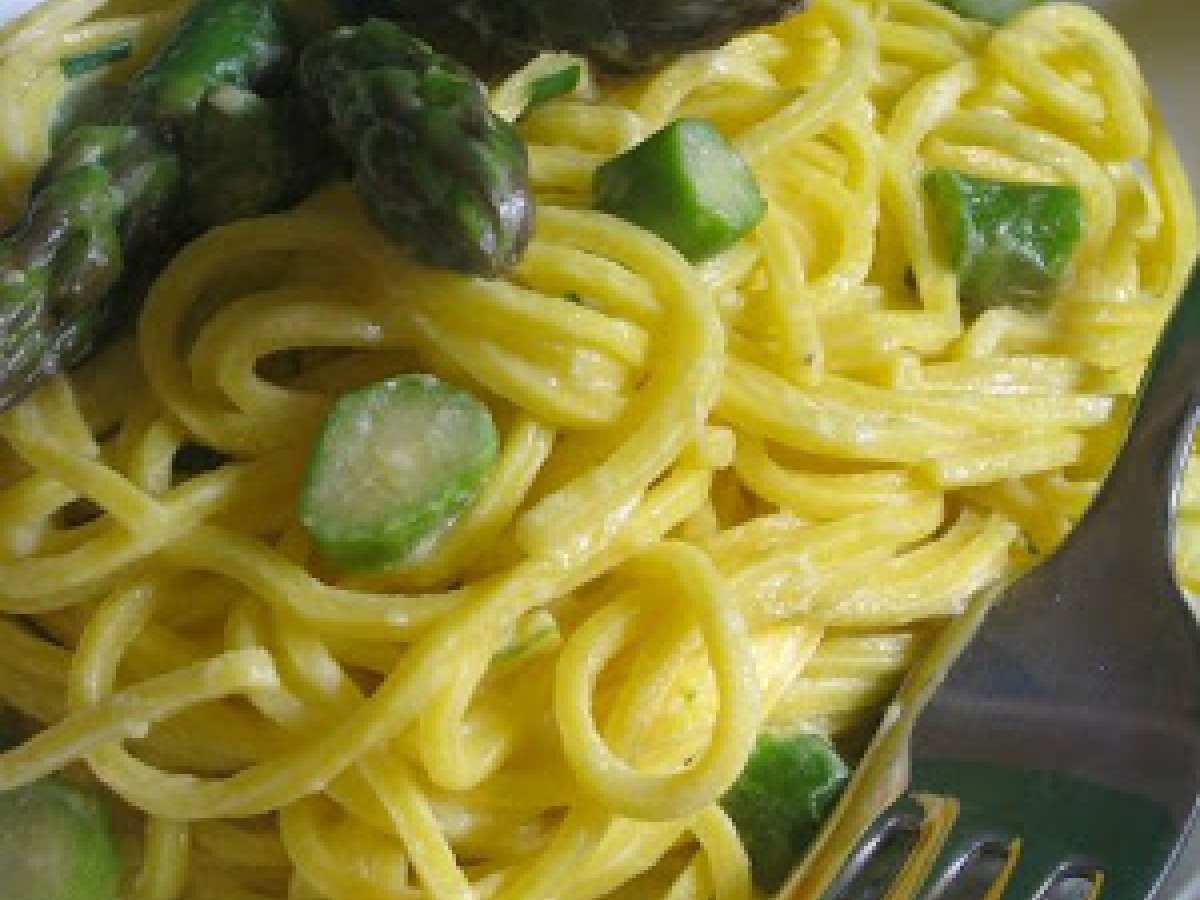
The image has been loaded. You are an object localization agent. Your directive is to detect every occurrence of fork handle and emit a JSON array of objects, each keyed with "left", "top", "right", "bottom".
[{"left": 1082, "top": 268, "right": 1200, "bottom": 574}]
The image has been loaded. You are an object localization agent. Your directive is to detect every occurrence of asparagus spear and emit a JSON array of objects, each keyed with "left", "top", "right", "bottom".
[
  {"left": 0, "top": 125, "right": 180, "bottom": 408},
  {"left": 179, "top": 86, "right": 334, "bottom": 233},
  {"left": 1, "top": 0, "right": 316, "bottom": 410},
  {"left": 297, "top": 19, "right": 534, "bottom": 275},
  {"left": 139, "top": 0, "right": 334, "bottom": 233},
  {"left": 125, "top": 0, "right": 293, "bottom": 127},
  {"left": 341, "top": 0, "right": 802, "bottom": 73}
]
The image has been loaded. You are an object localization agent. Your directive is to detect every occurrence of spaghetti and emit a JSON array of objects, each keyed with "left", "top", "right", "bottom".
[{"left": 0, "top": 0, "right": 1196, "bottom": 898}]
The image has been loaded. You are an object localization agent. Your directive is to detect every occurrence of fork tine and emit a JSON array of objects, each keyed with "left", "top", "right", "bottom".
[
  {"left": 821, "top": 797, "right": 925, "bottom": 900},
  {"left": 985, "top": 851, "right": 1101, "bottom": 900},
  {"left": 821, "top": 771, "right": 1174, "bottom": 900}
]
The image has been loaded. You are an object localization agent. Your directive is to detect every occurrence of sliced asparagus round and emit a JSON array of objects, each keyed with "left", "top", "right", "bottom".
[
  {"left": 0, "top": 777, "right": 123, "bottom": 900},
  {"left": 300, "top": 375, "right": 499, "bottom": 571}
]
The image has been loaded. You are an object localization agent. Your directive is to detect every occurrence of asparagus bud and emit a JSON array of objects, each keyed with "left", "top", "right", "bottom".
[{"left": 298, "top": 19, "right": 534, "bottom": 275}]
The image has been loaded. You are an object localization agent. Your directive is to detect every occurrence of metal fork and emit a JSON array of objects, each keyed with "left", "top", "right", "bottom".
[{"left": 787, "top": 269, "right": 1200, "bottom": 900}]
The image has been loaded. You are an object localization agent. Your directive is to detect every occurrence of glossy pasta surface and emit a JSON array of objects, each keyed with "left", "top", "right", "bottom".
[{"left": 0, "top": 1, "right": 1196, "bottom": 898}]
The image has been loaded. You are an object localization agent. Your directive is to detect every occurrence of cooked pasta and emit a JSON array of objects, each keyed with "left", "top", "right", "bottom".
[{"left": 0, "top": 0, "right": 1196, "bottom": 898}]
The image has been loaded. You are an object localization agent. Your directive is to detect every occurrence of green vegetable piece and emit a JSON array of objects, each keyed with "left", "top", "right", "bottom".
[
  {"left": 300, "top": 374, "right": 499, "bottom": 571},
  {"left": 923, "top": 168, "right": 1084, "bottom": 320},
  {"left": 594, "top": 118, "right": 766, "bottom": 262},
  {"left": 127, "top": 0, "right": 291, "bottom": 125},
  {"left": 60, "top": 39, "right": 134, "bottom": 79},
  {"left": 339, "top": 0, "right": 800, "bottom": 73},
  {"left": 0, "top": 125, "right": 180, "bottom": 410},
  {"left": 527, "top": 64, "right": 580, "bottom": 109},
  {"left": 0, "top": 776, "right": 123, "bottom": 900},
  {"left": 934, "top": 0, "right": 1043, "bottom": 24},
  {"left": 720, "top": 731, "right": 849, "bottom": 893},
  {"left": 1, "top": 0, "right": 337, "bottom": 411},
  {"left": 179, "top": 86, "right": 334, "bottom": 233},
  {"left": 297, "top": 19, "right": 534, "bottom": 275}
]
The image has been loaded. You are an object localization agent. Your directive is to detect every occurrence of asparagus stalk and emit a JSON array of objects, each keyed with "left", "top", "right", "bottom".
[
  {"left": 125, "top": 0, "right": 292, "bottom": 127},
  {"left": 0, "top": 125, "right": 180, "bottom": 408},
  {"left": 142, "top": 0, "right": 334, "bottom": 233},
  {"left": 179, "top": 86, "right": 334, "bottom": 233},
  {"left": 1, "top": 0, "right": 317, "bottom": 410},
  {"left": 0, "top": 776, "right": 124, "bottom": 900},
  {"left": 297, "top": 19, "right": 534, "bottom": 275},
  {"left": 341, "top": 0, "right": 802, "bottom": 73}
]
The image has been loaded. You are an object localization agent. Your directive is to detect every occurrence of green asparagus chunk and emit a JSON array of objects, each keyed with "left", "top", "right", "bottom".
[
  {"left": 0, "top": 776, "right": 123, "bottom": 900},
  {"left": 720, "top": 731, "right": 850, "bottom": 893},
  {"left": 341, "top": 0, "right": 802, "bottom": 73},
  {"left": 126, "top": 0, "right": 292, "bottom": 126},
  {"left": 60, "top": 39, "right": 133, "bottom": 79},
  {"left": 0, "top": 125, "right": 180, "bottom": 409},
  {"left": 298, "top": 20, "right": 533, "bottom": 274},
  {"left": 179, "top": 86, "right": 333, "bottom": 232},
  {"left": 300, "top": 375, "right": 499, "bottom": 570},
  {"left": 923, "top": 168, "right": 1084, "bottom": 320},
  {"left": 594, "top": 118, "right": 766, "bottom": 262},
  {"left": 934, "top": 0, "right": 1043, "bottom": 24}
]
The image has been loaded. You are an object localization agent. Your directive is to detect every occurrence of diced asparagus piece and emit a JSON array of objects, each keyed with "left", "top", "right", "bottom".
[
  {"left": 923, "top": 168, "right": 1084, "bottom": 320},
  {"left": 490, "top": 53, "right": 589, "bottom": 123},
  {"left": 720, "top": 731, "right": 850, "bottom": 893},
  {"left": 300, "top": 374, "right": 499, "bottom": 570},
  {"left": 594, "top": 118, "right": 766, "bottom": 262}
]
